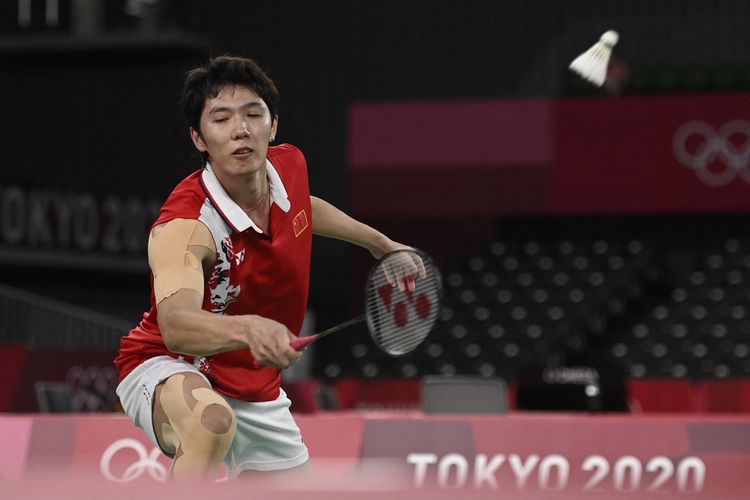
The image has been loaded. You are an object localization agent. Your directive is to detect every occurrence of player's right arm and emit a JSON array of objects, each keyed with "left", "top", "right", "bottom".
[{"left": 150, "top": 219, "right": 301, "bottom": 368}]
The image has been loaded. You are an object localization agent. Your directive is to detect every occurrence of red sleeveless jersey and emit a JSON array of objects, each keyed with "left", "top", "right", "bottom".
[{"left": 114, "top": 144, "right": 312, "bottom": 402}]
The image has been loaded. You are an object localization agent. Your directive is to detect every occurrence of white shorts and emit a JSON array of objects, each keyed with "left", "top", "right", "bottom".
[{"left": 115, "top": 355, "right": 309, "bottom": 475}]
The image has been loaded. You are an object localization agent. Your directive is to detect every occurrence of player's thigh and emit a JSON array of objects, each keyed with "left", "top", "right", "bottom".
[
  {"left": 224, "top": 389, "right": 308, "bottom": 475},
  {"left": 153, "top": 372, "right": 236, "bottom": 453}
]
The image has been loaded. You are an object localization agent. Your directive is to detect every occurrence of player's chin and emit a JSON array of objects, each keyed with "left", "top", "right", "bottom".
[{"left": 228, "top": 155, "right": 262, "bottom": 172}]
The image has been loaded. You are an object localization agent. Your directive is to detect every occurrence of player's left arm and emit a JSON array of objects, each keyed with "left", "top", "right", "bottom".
[{"left": 310, "top": 195, "right": 409, "bottom": 258}]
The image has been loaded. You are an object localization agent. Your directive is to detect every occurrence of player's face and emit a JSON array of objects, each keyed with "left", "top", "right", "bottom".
[{"left": 191, "top": 85, "right": 278, "bottom": 176}]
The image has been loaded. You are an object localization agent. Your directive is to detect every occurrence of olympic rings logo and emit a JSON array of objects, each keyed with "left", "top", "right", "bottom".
[
  {"left": 99, "top": 438, "right": 168, "bottom": 483},
  {"left": 673, "top": 120, "right": 750, "bottom": 186}
]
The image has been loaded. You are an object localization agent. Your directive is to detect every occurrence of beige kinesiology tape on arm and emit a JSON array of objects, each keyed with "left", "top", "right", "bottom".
[{"left": 149, "top": 218, "right": 216, "bottom": 303}]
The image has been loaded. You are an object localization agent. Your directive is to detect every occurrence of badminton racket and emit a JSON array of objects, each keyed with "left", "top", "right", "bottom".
[{"left": 253, "top": 248, "right": 443, "bottom": 368}]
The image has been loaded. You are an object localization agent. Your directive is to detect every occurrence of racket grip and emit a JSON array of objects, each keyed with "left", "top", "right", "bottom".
[
  {"left": 252, "top": 335, "right": 318, "bottom": 369},
  {"left": 291, "top": 335, "right": 317, "bottom": 350}
]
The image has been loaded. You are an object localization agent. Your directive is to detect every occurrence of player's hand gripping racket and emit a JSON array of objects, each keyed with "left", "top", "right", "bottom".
[{"left": 254, "top": 248, "right": 443, "bottom": 368}]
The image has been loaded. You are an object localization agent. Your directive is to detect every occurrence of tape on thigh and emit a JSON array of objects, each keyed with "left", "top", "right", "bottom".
[
  {"left": 158, "top": 374, "right": 235, "bottom": 455},
  {"left": 149, "top": 218, "right": 216, "bottom": 303}
]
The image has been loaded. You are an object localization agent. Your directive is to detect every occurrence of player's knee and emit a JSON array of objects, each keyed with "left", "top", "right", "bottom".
[
  {"left": 201, "top": 402, "right": 235, "bottom": 436},
  {"left": 159, "top": 374, "right": 236, "bottom": 443}
]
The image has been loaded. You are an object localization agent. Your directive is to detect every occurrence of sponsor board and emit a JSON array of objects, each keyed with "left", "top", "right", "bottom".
[{"left": 0, "top": 413, "right": 747, "bottom": 497}]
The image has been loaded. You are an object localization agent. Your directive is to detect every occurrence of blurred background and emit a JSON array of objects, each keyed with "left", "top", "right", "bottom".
[{"left": 3, "top": 0, "right": 750, "bottom": 416}]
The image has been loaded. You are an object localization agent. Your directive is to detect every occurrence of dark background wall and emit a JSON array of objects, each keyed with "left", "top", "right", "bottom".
[{"left": 2, "top": 0, "right": 750, "bottom": 328}]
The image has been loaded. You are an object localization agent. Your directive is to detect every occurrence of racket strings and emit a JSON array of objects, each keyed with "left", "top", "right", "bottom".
[
  {"left": 365, "top": 250, "right": 442, "bottom": 356},
  {"left": 367, "top": 301, "right": 439, "bottom": 353}
]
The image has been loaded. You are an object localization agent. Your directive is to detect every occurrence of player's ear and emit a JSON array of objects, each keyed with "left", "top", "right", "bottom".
[
  {"left": 270, "top": 115, "right": 279, "bottom": 143},
  {"left": 190, "top": 127, "right": 207, "bottom": 152}
]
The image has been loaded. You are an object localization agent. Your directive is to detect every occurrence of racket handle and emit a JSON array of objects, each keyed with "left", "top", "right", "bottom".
[
  {"left": 291, "top": 335, "right": 317, "bottom": 350},
  {"left": 252, "top": 335, "right": 319, "bottom": 369}
]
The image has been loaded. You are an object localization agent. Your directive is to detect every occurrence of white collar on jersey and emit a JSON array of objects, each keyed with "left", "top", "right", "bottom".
[{"left": 201, "top": 158, "right": 291, "bottom": 234}]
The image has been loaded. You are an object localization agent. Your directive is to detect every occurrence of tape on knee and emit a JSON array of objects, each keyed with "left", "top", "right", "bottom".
[
  {"left": 148, "top": 219, "right": 216, "bottom": 303},
  {"left": 159, "top": 375, "right": 236, "bottom": 456}
]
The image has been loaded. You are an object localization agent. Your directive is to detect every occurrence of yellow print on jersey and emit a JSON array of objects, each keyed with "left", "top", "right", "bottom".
[{"left": 293, "top": 210, "right": 309, "bottom": 237}]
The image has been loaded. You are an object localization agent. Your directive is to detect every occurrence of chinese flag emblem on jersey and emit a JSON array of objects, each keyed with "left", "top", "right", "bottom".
[{"left": 293, "top": 210, "right": 309, "bottom": 237}]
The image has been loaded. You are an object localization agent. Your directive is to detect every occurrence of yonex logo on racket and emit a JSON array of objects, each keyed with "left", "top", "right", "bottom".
[
  {"left": 377, "top": 283, "right": 433, "bottom": 328},
  {"left": 673, "top": 120, "right": 750, "bottom": 186}
]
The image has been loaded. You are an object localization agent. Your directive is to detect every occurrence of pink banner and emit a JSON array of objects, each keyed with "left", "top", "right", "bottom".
[
  {"left": 553, "top": 94, "right": 750, "bottom": 213},
  {"left": 348, "top": 99, "right": 552, "bottom": 217},
  {"left": 0, "top": 417, "right": 32, "bottom": 479},
  {"left": 2, "top": 413, "right": 748, "bottom": 498},
  {"left": 349, "top": 100, "right": 553, "bottom": 169},
  {"left": 348, "top": 94, "right": 750, "bottom": 216}
]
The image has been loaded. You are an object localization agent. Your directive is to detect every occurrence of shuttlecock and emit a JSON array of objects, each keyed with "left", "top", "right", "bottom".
[{"left": 569, "top": 30, "right": 619, "bottom": 86}]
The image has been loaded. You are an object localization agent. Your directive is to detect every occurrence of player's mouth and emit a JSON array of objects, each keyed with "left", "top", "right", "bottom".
[{"left": 232, "top": 147, "right": 254, "bottom": 159}]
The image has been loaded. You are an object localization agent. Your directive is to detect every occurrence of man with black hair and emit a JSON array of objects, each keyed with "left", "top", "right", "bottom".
[{"left": 115, "top": 56, "right": 409, "bottom": 480}]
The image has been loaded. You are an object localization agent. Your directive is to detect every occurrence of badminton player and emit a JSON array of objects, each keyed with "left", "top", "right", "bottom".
[{"left": 114, "top": 55, "right": 412, "bottom": 481}]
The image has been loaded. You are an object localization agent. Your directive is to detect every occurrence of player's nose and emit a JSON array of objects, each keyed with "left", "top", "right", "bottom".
[{"left": 232, "top": 118, "right": 251, "bottom": 139}]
